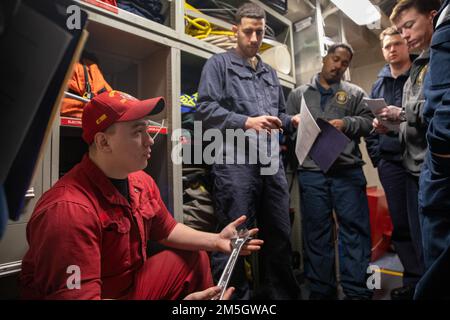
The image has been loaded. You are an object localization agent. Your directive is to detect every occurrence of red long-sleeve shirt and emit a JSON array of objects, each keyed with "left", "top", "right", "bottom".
[{"left": 20, "top": 155, "right": 177, "bottom": 299}]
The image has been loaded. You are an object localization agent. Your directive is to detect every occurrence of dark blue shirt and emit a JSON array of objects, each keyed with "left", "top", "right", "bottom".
[
  {"left": 195, "top": 49, "right": 292, "bottom": 132},
  {"left": 315, "top": 78, "right": 335, "bottom": 110},
  {"left": 365, "top": 63, "right": 411, "bottom": 166}
]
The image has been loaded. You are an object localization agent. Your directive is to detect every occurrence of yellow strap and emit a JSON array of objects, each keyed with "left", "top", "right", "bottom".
[
  {"left": 376, "top": 268, "right": 404, "bottom": 277},
  {"left": 185, "top": 15, "right": 235, "bottom": 38}
]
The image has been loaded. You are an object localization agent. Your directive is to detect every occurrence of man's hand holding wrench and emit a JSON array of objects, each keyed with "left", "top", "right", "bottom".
[{"left": 212, "top": 216, "right": 263, "bottom": 300}]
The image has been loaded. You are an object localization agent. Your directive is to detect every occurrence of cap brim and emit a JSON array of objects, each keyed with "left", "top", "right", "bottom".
[{"left": 119, "top": 96, "right": 165, "bottom": 122}]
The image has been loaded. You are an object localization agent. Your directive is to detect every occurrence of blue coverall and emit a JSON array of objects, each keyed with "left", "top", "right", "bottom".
[{"left": 196, "top": 49, "right": 300, "bottom": 300}]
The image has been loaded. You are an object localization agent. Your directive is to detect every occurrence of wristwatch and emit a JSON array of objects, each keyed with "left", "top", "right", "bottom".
[{"left": 399, "top": 109, "right": 406, "bottom": 122}]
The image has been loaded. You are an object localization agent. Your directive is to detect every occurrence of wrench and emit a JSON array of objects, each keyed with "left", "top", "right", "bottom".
[{"left": 214, "top": 228, "right": 252, "bottom": 300}]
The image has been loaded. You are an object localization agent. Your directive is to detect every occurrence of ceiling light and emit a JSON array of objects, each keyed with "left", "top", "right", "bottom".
[{"left": 329, "top": 0, "right": 381, "bottom": 25}]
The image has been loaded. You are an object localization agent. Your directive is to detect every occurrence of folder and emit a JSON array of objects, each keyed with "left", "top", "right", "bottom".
[{"left": 309, "top": 118, "right": 350, "bottom": 173}]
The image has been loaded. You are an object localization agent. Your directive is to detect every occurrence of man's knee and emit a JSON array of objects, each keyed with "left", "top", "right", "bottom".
[
  {"left": 192, "top": 250, "right": 211, "bottom": 273},
  {"left": 183, "top": 250, "right": 214, "bottom": 293},
  {"left": 163, "top": 249, "right": 211, "bottom": 275}
]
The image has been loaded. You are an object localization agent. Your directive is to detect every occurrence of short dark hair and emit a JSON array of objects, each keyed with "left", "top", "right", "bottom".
[
  {"left": 235, "top": 2, "right": 266, "bottom": 24},
  {"left": 326, "top": 43, "right": 354, "bottom": 61},
  {"left": 390, "top": 0, "right": 441, "bottom": 23},
  {"left": 379, "top": 26, "right": 401, "bottom": 45}
]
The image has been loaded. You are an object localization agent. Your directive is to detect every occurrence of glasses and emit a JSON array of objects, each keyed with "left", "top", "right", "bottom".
[{"left": 146, "top": 119, "right": 165, "bottom": 141}]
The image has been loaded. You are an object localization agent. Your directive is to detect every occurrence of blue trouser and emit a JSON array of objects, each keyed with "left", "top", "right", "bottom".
[
  {"left": 404, "top": 173, "right": 425, "bottom": 275},
  {"left": 298, "top": 168, "right": 372, "bottom": 298},
  {"left": 416, "top": 152, "right": 450, "bottom": 299},
  {"left": 419, "top": 152, "right": 450, "bottom": 270},
  {"left": 211, "top": 163, "right": 300, "bottom": 300},
  {"left": 378, "top": 159, "right": 423, "bottom": 286},
  {"left": 415, "top": 14, "right": 450, "bottom": 298},
  {"left": 414, "top": 244, "right": 450, "bottom": 299}
]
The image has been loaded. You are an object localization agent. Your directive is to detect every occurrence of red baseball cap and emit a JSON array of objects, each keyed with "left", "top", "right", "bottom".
[{"left": 81, "top": 90, "right": 165, "bottom": 144}]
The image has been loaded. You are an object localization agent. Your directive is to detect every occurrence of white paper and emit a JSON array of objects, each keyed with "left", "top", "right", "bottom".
[
  {"left": 363, "top": 97, "right": 400, "bottom": 132},
  {"left": 364, "top": 97, "right": 387, "bottom": 114},
  {"left": 295, "top": 98, "right": 321, "bottom": 165}
]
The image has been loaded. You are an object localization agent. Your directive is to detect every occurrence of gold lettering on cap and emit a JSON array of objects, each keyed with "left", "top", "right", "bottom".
[{"left": 96, "top": 114, "right": 107, "bottom": 125}]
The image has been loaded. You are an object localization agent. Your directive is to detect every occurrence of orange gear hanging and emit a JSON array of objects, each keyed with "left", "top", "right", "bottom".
[{"left": 61, "top": 59, "right": 113, "bottom": 118}]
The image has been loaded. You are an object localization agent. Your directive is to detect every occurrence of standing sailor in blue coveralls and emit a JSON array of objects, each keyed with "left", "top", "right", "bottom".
[
  {"left": 196, "top": 2, "right": 301, "bottom": 299},
  {"left": 415, "top": 0, "right": 450, "bottom": 299}
]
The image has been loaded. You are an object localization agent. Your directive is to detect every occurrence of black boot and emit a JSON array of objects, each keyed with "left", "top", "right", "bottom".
[{"left": 390, "top": 285, "right": 415, "bottom": 300}]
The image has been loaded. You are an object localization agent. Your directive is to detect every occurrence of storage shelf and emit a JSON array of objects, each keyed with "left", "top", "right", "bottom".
[
  {"left": 60, "top": 117, "right": 168, "bottom": 134},
  {"left": 76, "top": 0, "right": 177, "bottom": 39},
  {"left": 75, "top": 0, "right": 296, "bottom": 86},
  {"left": 60, "top": 117, "right": 82, "bottom": 127},
  {"left": 84, "top": 20, "right": 167, "bottom": 62},
  {"left": 185, "top": 8, "right": 287, "bottom": 48},
  {"left": 185, "top": 8, "right": 234, "bottom": 31}
]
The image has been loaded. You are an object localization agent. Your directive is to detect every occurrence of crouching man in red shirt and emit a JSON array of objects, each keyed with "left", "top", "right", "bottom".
[{"left": 19, "top": 90, "right": 263, "bottom": 300}]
